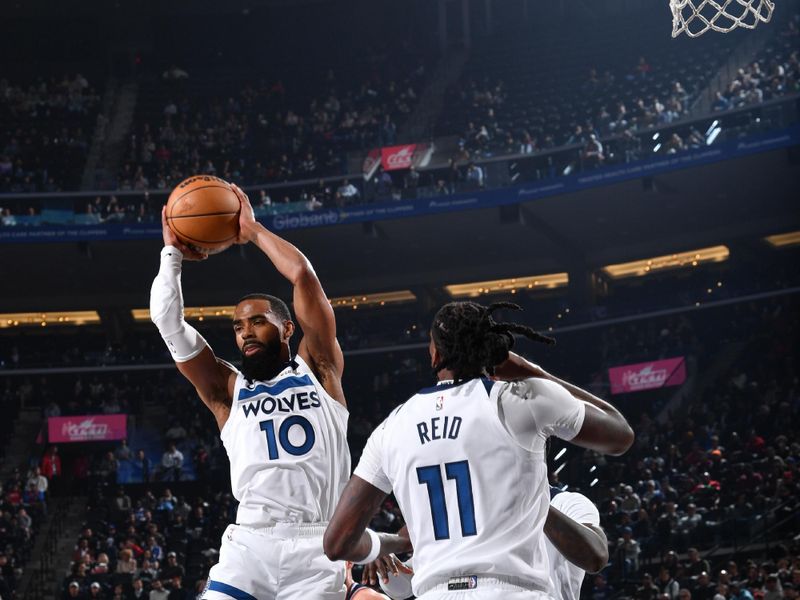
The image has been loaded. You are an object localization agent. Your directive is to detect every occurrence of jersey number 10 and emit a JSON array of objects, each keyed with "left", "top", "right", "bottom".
[
  {"left": 259, "top": 416, "right": 316, "bottom": 459},
  {"left": 417, "top": 460, "right": 477, "bottom": 540}
]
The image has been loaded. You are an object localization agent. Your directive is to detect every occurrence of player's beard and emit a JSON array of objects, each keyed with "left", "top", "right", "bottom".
[{"left": 240, "top": 338, "right": 285, "bottom": 382}]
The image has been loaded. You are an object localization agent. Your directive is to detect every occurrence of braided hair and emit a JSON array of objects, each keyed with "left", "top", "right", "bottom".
[{"left": 431, "top": 301, "right": 555, "bottom": 382}]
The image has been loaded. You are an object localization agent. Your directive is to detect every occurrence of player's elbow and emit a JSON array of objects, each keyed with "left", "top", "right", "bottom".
[
  {"left": 600, "top": 415, "right": 634, "bottom": 456},
  {"left": 290, "top": 261, "right": 316, "bottom": 287},
  {"left": 586, "top": 546, "right": 610, "bottom": 573},
  {"left": 609, "top": 422, "right": 635, "bottom": 456},
  {"left": 322, "top": 529, "right": 348, "bottom": 562}
]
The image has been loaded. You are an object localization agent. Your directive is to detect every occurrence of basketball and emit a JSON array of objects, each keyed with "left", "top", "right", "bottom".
[{"left": 165, "top": 175, "right": 240, "bottom": 254}]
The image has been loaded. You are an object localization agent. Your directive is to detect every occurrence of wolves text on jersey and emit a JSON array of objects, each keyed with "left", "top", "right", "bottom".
[{"left": 240, "top": 391, "right": 322, "bottom": 417}]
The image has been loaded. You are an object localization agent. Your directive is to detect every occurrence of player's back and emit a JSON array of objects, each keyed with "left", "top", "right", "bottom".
[
  {"left": 222, "top": 356, "right": 351, "bottom": 526},
  {"left": 378, "top": 378, "right": 552, "bottom": 596}
]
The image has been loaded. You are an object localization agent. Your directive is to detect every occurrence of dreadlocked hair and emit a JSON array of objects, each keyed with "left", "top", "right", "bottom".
[{"left": 431, "top": 301, "right": 555, "bottom": 382}]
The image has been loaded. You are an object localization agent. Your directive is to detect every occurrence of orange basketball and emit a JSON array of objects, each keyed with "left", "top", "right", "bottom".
[{"left": 165, "top": 175, "right": 240, "bottom": 254}]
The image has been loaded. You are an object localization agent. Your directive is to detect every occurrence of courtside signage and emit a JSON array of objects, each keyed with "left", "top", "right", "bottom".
[
  {"left": 608, "top": 356, "right": 686, "bottom": 394},
  {"left": 48, "top": 414, "right": 127, "bottom": 442}
]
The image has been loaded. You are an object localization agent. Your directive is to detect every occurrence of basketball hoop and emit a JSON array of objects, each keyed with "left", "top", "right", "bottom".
[{"left": 670, "top": 0, "right": 775, "bottom": 37}]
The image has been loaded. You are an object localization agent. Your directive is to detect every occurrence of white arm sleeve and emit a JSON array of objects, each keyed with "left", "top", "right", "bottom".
[
  {"left": 353, "top": 420, "right": 392, "bottom": 494},
  {"left": 497, "top": 378, "right": 586, "bottom": 450},
  {"left": 149, "top": 246, "right": 207, "bottom": 362}
]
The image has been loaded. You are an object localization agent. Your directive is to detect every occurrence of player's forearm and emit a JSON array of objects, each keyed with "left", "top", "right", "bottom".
[
  {"left": 150, "top": 247, "right": 207, "bottom": 362},
  {"left": 544, "top": 506, "right": 608, "bottom": 573},
  {"left": 497, "top": 353, "right": 633, "bottom": 454},
  {"left": 544, "top": 372, "right": 633, "bottom": 454},
  {"left": 248, "top": 222, "right": 313, "bottom": 285},
  {"left": 378, "top": 532, "right": 413, "bottom": 556}
]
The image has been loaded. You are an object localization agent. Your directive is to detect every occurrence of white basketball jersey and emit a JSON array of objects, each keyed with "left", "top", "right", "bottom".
[
  {"left": 546, "top": 490, "right": 600, "bottom": 600},
  {"left": 354, "top": 377, "right": 585, "bottom": 596},
  {"left": 220, "top": 356, "right": 350, "bottom": 526}
]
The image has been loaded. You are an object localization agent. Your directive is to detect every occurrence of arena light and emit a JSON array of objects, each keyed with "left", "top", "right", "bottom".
[
  {"left": 765, "top": 230, "right": 800, "bottom": 248},
  {"left": 131, "top": 306, "right": 234, "bottom": 322},
  {"left": 445, "top": 273, "right": 569, "bottom": 298},
  {"left": 602, "top": 245, "right": 730, "bottom": 279},
  {"left": 0, "top": 310, "right": 101, "bottom": 328},
  {"left": 132, "top": 292, "right": 417, "bottom": 322},
  {"left": 328, "top": 290, "right": 417, "bottom": 310}
]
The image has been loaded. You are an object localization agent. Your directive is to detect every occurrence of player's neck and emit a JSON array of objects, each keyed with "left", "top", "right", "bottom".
[{"left": 436, "top": 368, "right": 456, "bottom": 382}]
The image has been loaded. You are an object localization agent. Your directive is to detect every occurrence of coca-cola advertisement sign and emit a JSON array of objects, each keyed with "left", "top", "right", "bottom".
[
  {"left": 48, "top": 415, "right": 127, "bottom": 443},
  {"left": 608, "top": 357, "right": 687, "bottom": 395},
  {"left": 381, "top": 144, "right": 417, "bottom": 171}
]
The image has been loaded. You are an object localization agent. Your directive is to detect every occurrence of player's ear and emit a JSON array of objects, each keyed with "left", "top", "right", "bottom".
[{"left": 282, "top": 320, "right": 295, "bottom": 341}]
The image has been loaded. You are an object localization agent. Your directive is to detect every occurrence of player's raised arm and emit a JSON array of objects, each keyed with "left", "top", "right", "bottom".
[
  {"left": 495, "top": 352, "right": 634, "bottom": 456},
  {"left": 230, "top": 184, "right": 345, "bottom": 407},
  {"left": 150, "top": 208, "right": 236, "bottom": 430}
]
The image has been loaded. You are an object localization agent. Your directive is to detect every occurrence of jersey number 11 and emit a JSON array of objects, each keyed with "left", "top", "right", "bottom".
[{"left": 416, "top": 460, "right": 477, "bottom": 540}]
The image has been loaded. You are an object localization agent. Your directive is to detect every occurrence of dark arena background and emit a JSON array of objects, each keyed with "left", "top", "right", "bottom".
[{"left": 1, "top": 0, "right": 799, "bottom": 598}]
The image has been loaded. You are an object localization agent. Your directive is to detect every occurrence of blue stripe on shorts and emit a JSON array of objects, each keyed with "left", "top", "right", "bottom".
[{"left": 207, "top": 580, "right": 258, "bottom": 600}]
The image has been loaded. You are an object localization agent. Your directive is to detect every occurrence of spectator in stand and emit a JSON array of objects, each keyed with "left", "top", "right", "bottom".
[
  {"left": 731, "top": 582, "right": 755, "bottom": 600},
  {"left": 764, "top": 574, "right": 783, "bottom": 600},
  {"left": 617, "top": 525, "right": 641, "bottom": 576},
  {"left": 159, "top": 552, "right": 184, "bottom": 583},
  {"left": 639, "top": 573, "right": 661, "bottom": 600},
  {"left": 149, "top": 579, "right": 169, "bottom": 600},
  {"left": 687, "top": 547, "right": 711, "bottom": 578},
  {"left": 115, "top": 439, "right": 132, "bottom": 463},
  {"left": 42, "top": 445, "right": 62, "bottom": 493},
  {"left": 404, "top": 165, "right": 420, "bottom": 197},
  {"left": 582, "top": 133, "right": 605, "bottom": 168},
  {"left": 63, "top": 580, "right": 83, "bottom": 599},
  {"left": 88, "top": 581, "right": 104, "bottom": 599},
  {"left": 116, "top": 547, "right": 137, "bottom": 576},
  {"left": 130, "top": 577, "right": 148, "bottom": 600},
  {"left": 27, "top": 466, "right": 48, "bottom": 497},
  {"left": 665, "top": 132, "right": 686, "bottom": 154},
  {"left": 659, "top": 566, "right": 681, "bottom": 600},
  {"left": 159, "top": 443, "right": 183, "bottom": 482},
  {"left": 591, "top": 573, "right": 615, "bottom": 600},
  {"left": 694, "top": 572, "right": 717, "bottom": 600},
  {"left": 465, "top": 161, "right": 485, "bottom": 189},
  {"left": 134, "top": 449, "right": 152, "bottom": 483},
  {"left": 337, "top": 178, "right": 360, "bottom": 202},
  {"left": 635, "top": 56, "right": 652, "bottom": 78}
]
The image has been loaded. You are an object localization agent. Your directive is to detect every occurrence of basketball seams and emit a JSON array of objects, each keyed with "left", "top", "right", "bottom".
[
  {"left": 168, "top": 211, "right": 240, "bottom": 219},
  {"left": 172, "top": 184, "right": 237, "bottom": 206},
  {"left": 165, "top": 176, "right": 241, "bottom": 250},
  {"left": 168, "top": 216, "right": 239, "bottom": 245}
]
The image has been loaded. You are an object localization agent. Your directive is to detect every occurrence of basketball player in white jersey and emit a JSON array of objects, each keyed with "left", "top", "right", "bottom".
[
  {"left": 323, "top": 301, "right": 633, "bottom": 600},
  {"left": 545, "top": 486, "right": 607, "bottom": 600},
  {"left": 368, "top": 488, "right": 607, "bottom": 600},
  {"left": 150, "top": 184, "right": 359, "bottom": 599}
]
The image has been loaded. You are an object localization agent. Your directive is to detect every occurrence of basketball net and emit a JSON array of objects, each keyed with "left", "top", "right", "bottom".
[{"left": 670, "top": 0, "right": 775, "bottom": 37}]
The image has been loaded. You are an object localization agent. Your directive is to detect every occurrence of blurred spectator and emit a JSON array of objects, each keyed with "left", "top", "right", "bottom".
[{"left": 159, "top": 443, "right": 184, "bottom": 482}]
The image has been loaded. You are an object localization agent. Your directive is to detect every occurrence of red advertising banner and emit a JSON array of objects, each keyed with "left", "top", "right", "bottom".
[
  {"left": 381, "top": 144, "right": 417, "bottom": 171},
  {"left": 48, "top": 414, "right": 127, "bottom": 443},
  {"left": 608, "top": 356, "right": 687, "bottom": 395},
  {"left": 362, "top": 148, "right": 382, "bottom": 180}
]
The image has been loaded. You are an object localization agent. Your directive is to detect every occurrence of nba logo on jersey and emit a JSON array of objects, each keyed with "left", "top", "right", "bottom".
[{"left": 435, "top": 395, "right": 444, "bottom": 410}]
